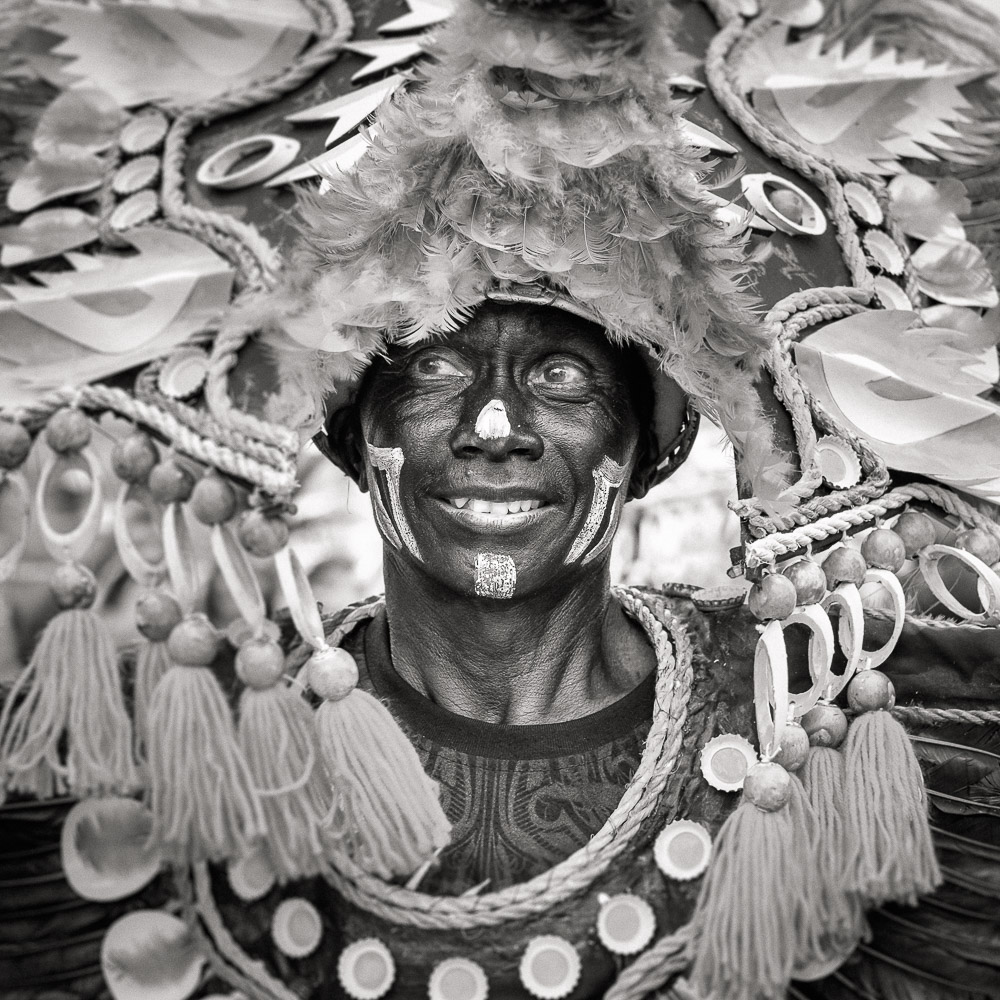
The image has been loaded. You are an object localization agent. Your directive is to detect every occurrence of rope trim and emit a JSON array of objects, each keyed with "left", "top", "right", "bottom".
[
  {"left": 893, "top": 705, "right": 1000, "bottom": 725},
  {"left": 311, "top": 586, "right": 694, "bottom": 929}
]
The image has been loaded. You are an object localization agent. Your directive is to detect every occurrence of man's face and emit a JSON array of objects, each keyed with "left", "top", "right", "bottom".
[{"left": 357, "top": 303, "right": 645, "bottom": 600}]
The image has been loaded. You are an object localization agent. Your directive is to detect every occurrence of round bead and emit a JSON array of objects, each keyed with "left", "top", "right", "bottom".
[
  {"left": 166, "top": 614, "right": 220, "bottom": 667},
  {"left": 893, "top": 511, "right": 937, "bottom": 557},
  {"left": 45, "top": 409, "right": 91, "bottom": 454},
  {"left": 237, "top": 509, "right": 290, "bottom": 558},
  {"left": 781, "top": 559, "right": 827, "bottom": 605},
  {"left": 110, "top": 430, "right": 158, "bottom": 484},
  {"left": 860, "top": 528, "right": 906, "bottom": 572},
  {"left": 51, "top": 561, "right": 97, "bottom": 610},
  {"left": 747, "top": 573, "right": 797, "bottom": 621},
  {"left": 0, "top": 421, "right": 32, "bottom": 470},
  {"left": 743, "top": 761, "right": 792, "bottom": 812},
  {"left": 822, "top": 546, "right": 867, "bottom": 589},
  {"left": 148, "top": 459, "right": 195, "bottom": 504},
  {"left": 190, "top": 475, "right": 238, "bottom": 525},
  {"left": 135, "top": 590, "right": 183, "bottom": 642},
  {"left": 235, "top": 638, "right": 286, "bottom": 689},
  {"left": 800, "top": 702, "right": 849, "bottom": 748},
  {"left": 307, "top": 646, "right": 359, "bottom": 701},
  {"left": 847, "top": 669, "right": 895, "bottom": 714},
  {"left": 954, "top": 528, "right": 1000, "bottom": 568},
  {"left": 773, "top": 720, "right": 810, "bottom": 772}
]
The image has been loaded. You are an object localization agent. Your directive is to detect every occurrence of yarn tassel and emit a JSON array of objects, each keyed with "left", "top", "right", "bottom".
[
  {"left": 307, "top": 645, "right": 451, "bottom": 879},
  {"left": 0, "top": 608, "right": 138, "bottom": 801},
  {"left": 842, "top": 708, "right": 941, "bottom": 905},
  {"left": 797, "top": 746, "right": 867, "bottom": 971},
  {"left": 133, "top": 639, "right": 171, "bottom": 761},
  {"left": 145, "top": 614, "right": 265, "bottom": 864},
  {"left": 689, "top": 762, "right": 813, "bottom": 1000},
  {"left": 238, "top": 680, "right": 333, "bottom": 880}
]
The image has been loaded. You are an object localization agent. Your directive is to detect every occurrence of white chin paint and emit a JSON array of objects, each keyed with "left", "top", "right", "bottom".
[
  {"left": 366, "top": 442, "right": 421, "bottom": 560},
  {"left": 475, "top": 552, "right": 516, "bottom": 599},
  {"left": 475, "top": 399, "right": 511, "bottom": 440},
  {"left": 565, "top": 455, "right": 628, "bottom": 565}
]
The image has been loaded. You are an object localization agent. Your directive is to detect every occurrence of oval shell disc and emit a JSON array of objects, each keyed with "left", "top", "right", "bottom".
[
  {"left": 272, "top": 897, "right": 323, "bottom": 958},
  {"left": 814, "top": 436, "right": 862, "bottom": 489},
  {"left": 62, "top": 797, "right": 160, "bottom": 901},
  {"left": 700, "top": 733, "right": 758, "bottom": 792},
  {"left": 843, "top": 181, "right": 883, "bottom": 225},
  {"left": 654, "top": 818, "right": 713, "bottom": 881},
  {"left": 596, "top": 893, "right": 656, "bottom": 956},
  {"left": 227, "top": 847, "right": 275, "bottom": 902},
  {"left": 519, "top": 937, "right": 581, "bottom": 1000},
  {"left": 429, "top": 957, "right": 489, "bottom": 1000},
  {"left": 101, "top": 910, "right": 204, "bottom": 1000},
  {"left": 120, "top": 110, "right": 169, "bottom": 155},
  {"left": 112, "top": 155, "right": 160, "bottom": 195},
  {"left": 338, "top": 939, "right": 396, "bottom": 1000},
  {"left": 110, "top": 189, "right": 160, "bottom": 232}
]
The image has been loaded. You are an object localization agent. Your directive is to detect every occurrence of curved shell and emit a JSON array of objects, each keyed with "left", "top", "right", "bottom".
[
  {"left": 112, "top": 155, "right": 160, "bottom": 196},
  {"left": 110, "top": 190, "right": 160, "bottom": 232},
  {"left": 912, "top": 237, "right": 1000, "bottom": 308},
  {"left": 101, "top": 910, "right": 204, "bottom": 1000},
  {"left": 120, "top": 110, "right": 169, "bottom": 155},
  {"left": 699, "top": 733, "right": 757, "bottom": 792},
  {"left": 62, "top": 797, "right": 160, "bottom": 901},
  {"left": 814, "top": 435, "right": 862, "bottom": 488},
  {"left": 863, "top": 229, "right": 905, "bottom": 275},
  {"left": 843, "top": 181, "right": 883, "bottom": 225},
  {"left": 654, "top": 818, "right": 713, "bottom": 881}
]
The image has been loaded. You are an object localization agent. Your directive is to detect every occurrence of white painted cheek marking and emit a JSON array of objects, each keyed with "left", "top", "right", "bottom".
[
  {"left": 366, "top": 442, "right": 421, "bottom": 560},
  {"left": 474, "top": 552, "right": 516, "bottom": 599},
  {"left": 475, "top": 399, "right": 511, "bottom": 440},
  {"left": 565, "top": 455, "right": 628, "bottom": 565}
]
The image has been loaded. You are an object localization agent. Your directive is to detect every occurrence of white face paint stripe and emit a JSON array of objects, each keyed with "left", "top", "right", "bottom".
[
  {"left": 474, "top": 399, "right": 511, "bottom": 440},
  {"left": 367, "top": 443, "right": 421, "bottom": 560},
  {"left": 565, "top": 455, "right": 628, "bottom": 565},
  {"left": 474, "top": 552, "right": 516, "bottom": 599},
  {"left": 582, "top": 502, "right": 623, "bottom": 566}
]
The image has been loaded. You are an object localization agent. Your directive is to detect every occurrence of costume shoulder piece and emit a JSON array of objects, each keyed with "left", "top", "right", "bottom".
[{"left": 1, "top": 1, "right": 999, "bottom": 999}]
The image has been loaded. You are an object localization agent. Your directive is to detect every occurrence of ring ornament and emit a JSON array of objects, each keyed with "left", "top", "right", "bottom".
[
  {"left": 274, "top": 545, "right": 326, "bottom": 649},
  {"left": 820, "top": 583, "right": 865, "bottom": 699},
  {"left": 161, "top": 502, "right": 203, "bottom": 612},
  {"left": 196, "top": 134, "right": 301, "bottom": 190},
  {"left": 113, "top": 482, "right": 166, "bottom": 585},
  {"left": 740, "top": 173, "right": 828, "bottom": 236},
  {"left": 0, "top": 474, "right": 30, "bottom": 581},
  {"left": 918, "top": 543, "right": 1000, "bottom": 623},
  {"left": 211, "top": 523, "right": 266, "bottom": 631},
  {"left": 36, "top": 450, "right": 103, "bottom": 563},
  {"left": 859, "top": 569, "right": 906, "bottom": 667},
  {"left": 754, "top": 619, "right": 789, "bottom": 760},
  {"left": 781, "top": 603, "right": 833, "bottom": 718}
]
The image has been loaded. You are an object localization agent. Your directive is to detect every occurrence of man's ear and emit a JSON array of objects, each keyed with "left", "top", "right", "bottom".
[
  {"left": 316, "top": 404, "right": 369, "bottom": 491},
  {"left": 626, "top": 423, "right": 659, "bottom": 501}
]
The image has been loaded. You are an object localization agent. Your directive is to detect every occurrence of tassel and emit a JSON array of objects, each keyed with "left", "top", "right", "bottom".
[
  {"left": 236, "top": 637, "right": 333, "bottom": 880},
  {"left": 0, "top": 604, "right": 138, "bottom": 801},
  {"left": 145, "top": 614, "right": 265, "bottom": 864},
  {"left": 133, "top": 640, "right": 171, "bottom": 760},
  {"left": 797, "top": 746, "right": 867, "bottom": 971},
  {"left": 689, "top": 761, "right": 813, "bottom": 1000},
  {"left": 842, "top": 677, "right": 942, "bottom": 905},
  {"left": 308, "top": 645, "right": 451, "bottom": 879}
]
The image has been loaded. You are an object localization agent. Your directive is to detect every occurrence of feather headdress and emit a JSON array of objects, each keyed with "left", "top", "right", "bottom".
[{"left": 242, "top": 0, "right": 774, "bottom": 465}]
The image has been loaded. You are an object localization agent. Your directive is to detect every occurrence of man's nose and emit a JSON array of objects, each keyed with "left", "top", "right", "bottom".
[{"left": 449, "top": 396, "right": 543, "bottom": 461}]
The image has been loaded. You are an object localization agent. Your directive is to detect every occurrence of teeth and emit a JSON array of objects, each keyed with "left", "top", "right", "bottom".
[
  {"left": 489, "top": 502, "right": 507, "bottom": 515},
  {"left": 452, "top": 498, "right": 469, "bottom": 508},
  {"left": 450, "top": 498, "right": 544, "bottom": 515},
  {"left": 470, "top": 499, "right": 492, "bottom": 513}
]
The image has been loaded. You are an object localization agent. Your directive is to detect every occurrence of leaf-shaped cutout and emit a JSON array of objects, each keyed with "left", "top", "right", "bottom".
[
  {"left": 912, "top": 238, "right": 1000, "bottom": 308},
  {"left": 888, "top": 173, "right": 968, "bottom": 243},
  {"left": 6, "top": 153, "right": 104, "bottom": 213},
  {"left": 32, "top": 87, "right": 127, "bottom": 158},
  {"left": 0, "top": 208, "right": 98, "bottom": 267}
]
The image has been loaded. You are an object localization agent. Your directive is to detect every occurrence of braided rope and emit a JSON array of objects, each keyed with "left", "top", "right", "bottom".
[
  {"left": 605, "top": 925, "right": 694, "bottom": 1000},
  {"left": 744, "top": 482, "right": 1000, "bottom": 568},
  {"left": 314, "top": 587, "right": 694, "bottom": 929},
  {"left": 894, "top": 705, "right": 1000, "bottom": 725},
  {"left": 5, "top": 383, "right": 298, "bottom": 497}
]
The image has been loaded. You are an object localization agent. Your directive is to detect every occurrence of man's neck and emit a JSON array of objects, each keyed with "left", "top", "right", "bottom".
[{"left": 382, "top": 562, "right": 655, "bottom": 724}]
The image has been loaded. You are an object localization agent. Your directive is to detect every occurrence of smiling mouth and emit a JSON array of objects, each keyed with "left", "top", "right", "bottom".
[
  {"left": 437, "top": 497, "right": 551, "bottom": 532},
  {"left": 446, "top": 498, "right": 545, "bottom": 515}
]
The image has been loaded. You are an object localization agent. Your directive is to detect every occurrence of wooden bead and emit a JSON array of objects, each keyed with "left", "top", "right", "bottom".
[
  {"left": 747, "top": 573, "right": 797, "bottom": 621},
  {"left": 236, "top": 638, "right": 286, "bottom": 689},
  {"left": 190, "top": 475, "right": 238, "bottom": 525},
  {"left": 773, "top": 721, "right": 810, "bottom": 772},
  {"left": 801, "top": 702, "right": 848, "bottom": 748},
  {"left": 822, "top": 545, "right": 867, "bottom": 589},
  {"left": 51, "top": 562, "right": 97, "bottom": 610},
  {"left": 237, "top": 510, "right": 290, "bottom": 558},
  {"left": 861, "top": 528, "right": 906, "bottom": 572},
  {"left": 111, "top": 431, "right": 158, "bottom": 484},
  {"left": 45, "top": 409, "right": 91, "bottom": 454},
  {"left": 893, "top": 511, "right": 936, "bottom": 556},
  {"left": 135, "top": 590, "right": 183, "bottom": 642},
  {"left": 781, "top": 559, "right": 827, "bottom": 605},
  {"left": 954, "top": 528, "right": 1000, "bottom": 568},
  {"left": 148, "top": 459, "right": 195, "bottom": 504},
  {"left": 167, "top": 614, "right": 220, "bottom": 666},
  {"left": 307, "top": 646, "right": 359, "bottom": 701},
  {"left": 847, "top": 670, "right": 895, "bottom": 714},
  {"left": 0, "top": 421, "right": 32, "bottom": 470},
  {"left": 743, "top": 761, "right": 792, "bottom": 812}
]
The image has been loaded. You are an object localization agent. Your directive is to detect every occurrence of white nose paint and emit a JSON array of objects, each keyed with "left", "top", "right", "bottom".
[{"left": 475, "top": 399, "right": 511, "bottom": 440}]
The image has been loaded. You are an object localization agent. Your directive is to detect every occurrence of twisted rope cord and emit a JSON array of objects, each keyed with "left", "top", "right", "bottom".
[
  {"left": 764, "top": 287, "right": 872, "bottom": 334},
  {"left": 6, "top": 383, "right": 298, "bottom": 497},
  {"left": 744, "top": 482, "right": 1000, "bottom": 568},
  {"left": 317, "top": 587, "right": 694, "bottom": 929},
  {"left": 605, "top": 924, "right": 694, "bottom": 1000},
  {"left": 893, "top": 705, "right": 1000, "bottom": 725}
]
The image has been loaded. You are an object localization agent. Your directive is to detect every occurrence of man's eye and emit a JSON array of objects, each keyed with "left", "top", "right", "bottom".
[
  {"left": 412, "top": 354, "right": 468, "bottom": 377},
  {"left": 530, "top": 361, "right": 588, "bottom": 386}
]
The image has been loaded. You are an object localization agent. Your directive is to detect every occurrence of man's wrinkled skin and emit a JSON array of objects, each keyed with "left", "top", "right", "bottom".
[{"left": 326, "top": 302, "right": 679, "bottom": 725}]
